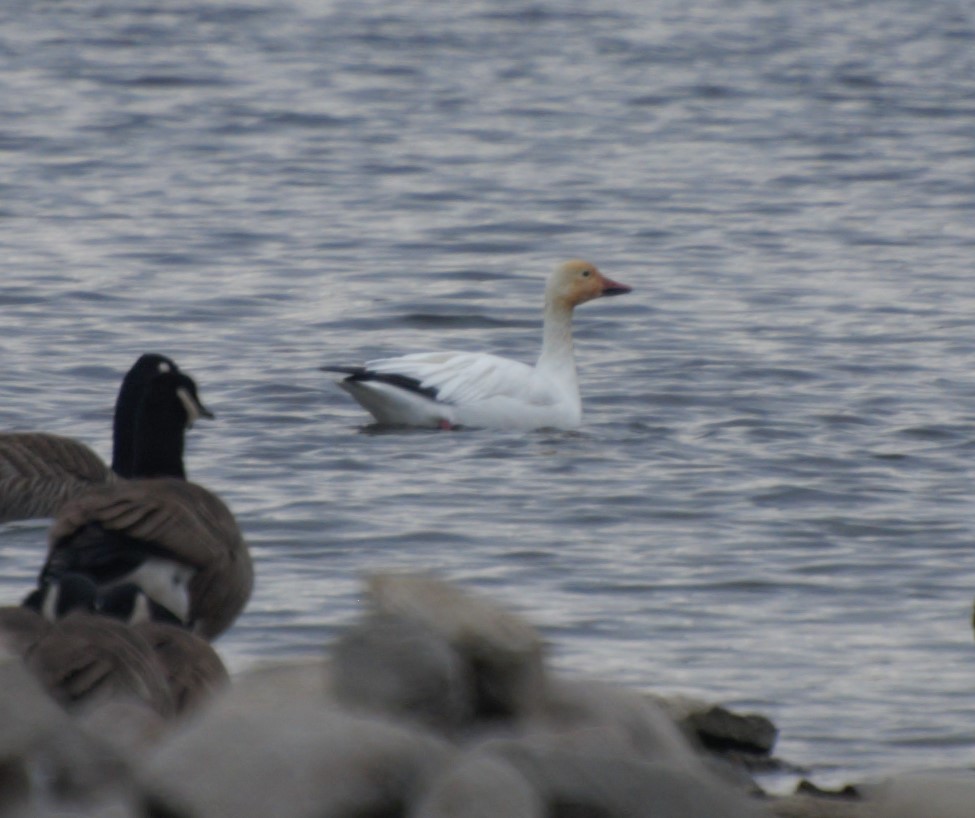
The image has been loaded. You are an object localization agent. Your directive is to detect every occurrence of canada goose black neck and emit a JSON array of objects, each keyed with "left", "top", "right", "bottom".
[
  {"left": 112, "top": 353, "right": 179, "bottom": 478},
  {"left": 129, "top": 371, "right": 210, "bottom": 479}
]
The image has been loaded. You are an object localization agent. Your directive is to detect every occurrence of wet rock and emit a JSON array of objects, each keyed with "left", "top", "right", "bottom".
[
  {"left": 481, "top": 738, "right": 771, "bottom": 818},
  {"left": 767, "top": 778, "right": 864, "bottom": 817},
  {"left": 525, "top": 676, "right": 702, "bottom": 766},
  {"left": 411, "top": 750, "right": 545, "bottom": 818},
  {"left": 770, "top": 773, "right": 975, "bottom": 818},
  {"left": 681, "top": 704, "right": 778, "bottom": 755},
  {"left": 142, "top": 694, "right": 454, "bottom": 818},
  {"left": 74, "top": 698, "right": 170, "bottom": 757},
  {"left": 232, "top": 657, "right": 330, "bottom": 709},
  {"left": 655, "top": 694, "right": 777, "bottom": 754},
  {"left": 367, "top": 573, "right": 546, "bottom": 720},
  {"left": 331, "top": 612, "right": 473, "bottom": 731},
  {"left": 768, "top": 793, "right": 867, "bottom": 818},
  {"left": 0, "top": 651, "right": 139, "bottom": 814},
  {"left": 858, "top": 773, "right": 975, "bottom": 818},
  {"left": 654, "top": 693, "right": 795, "bottom": 779},
  {"left": 0, "top": 606, "right": 51, "bottom": 657}
]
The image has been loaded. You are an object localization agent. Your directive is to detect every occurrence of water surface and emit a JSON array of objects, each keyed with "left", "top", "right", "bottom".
[{"left": 1, "top": 0, "right": 974, "bottom": 786}]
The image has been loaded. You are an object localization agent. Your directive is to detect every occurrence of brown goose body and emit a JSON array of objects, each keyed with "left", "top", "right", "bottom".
[
  {"left": 0, "top": 433, "right": 115, "bottom": 522},
  {"left": 24, "top": 613, "right": 175, "bottom": 717},
  {"left": 134, "top": 621, "right": 229, "bottom": 713},
  {"left": 47, "top": 478, "right": 253, "bottom": 640}
]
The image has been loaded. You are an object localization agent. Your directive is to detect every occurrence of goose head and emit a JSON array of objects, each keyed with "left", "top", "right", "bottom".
[
  {"left": 546, "top": 259, "right": 632, "bottom": 311},
  {"left": 173, "top": 373, "right": 215, "bottom": 429}
]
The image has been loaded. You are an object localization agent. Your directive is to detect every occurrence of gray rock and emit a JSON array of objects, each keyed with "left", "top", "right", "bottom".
[
  {"left": 74, "top": 698, "right": 169, "bottom": 757},
  {"left": 142, "top": 694, "right": 454, "bottom": 818},
  {"left": 484, "top": 738, "right": 772, "bottom": 818},
  {"left": 331, "top": 612, "right": 473, "bottom": 731},
  {"left": 858, "top": 773, "right": 975, "bottom": 818},
  {"left": 0, "top": 651, "right": 139, "bottom": 814},
  {"left": 0, "top": 606, "right": 51, "bottom": 658},
  {"left": 232, "top": 657, "right": 330, "bottom": 709},
  {"left": 367, "top": 573, "right": 547, "bottom": 720},
  {"left": 673, "top": 700, "right": 778, "bottom": 755},
  {"left": 411, "top": 750, "right": 545, "bottom": 818},
  {"left": 768, "top": 793, "right": 866, "bottom": 818},
  {"left": 525, "top": 676, "right": 701, "bottom": 766}
]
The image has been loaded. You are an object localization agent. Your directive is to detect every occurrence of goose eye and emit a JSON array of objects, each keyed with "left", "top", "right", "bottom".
[{"left": 581, "top": 270, "right": 591, "bottom": 277}]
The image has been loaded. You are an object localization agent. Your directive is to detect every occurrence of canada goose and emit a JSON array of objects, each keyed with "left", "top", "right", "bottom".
[
  {"left": 24, "top": 612, "right": 175, "bottom": 717},
  {"left": 111, "top": 353, "right": 181, "bottom": 477},
  {"left": 21, "top": 572, "right": 100, "bottom": 620},
  {"left": 8, "top": 584, "right": 223, "bottom": 716},
  {"left": 96, "top": 580, "right": 189, "bottom": 627},
  {"left": 134, "top": 619, "right": 229, "bottom": 714},
  {"left": 85, "top": 583, "right": 228, "bottom": 714},
  {"left": 38, "top": 369, "right": 252, "bottom": 640},
  {"left": 2, "top": 574, "right": 102, "bottom": 658},
  {"left": 0, "top": 353, "right": 179, "bottom": 522}
]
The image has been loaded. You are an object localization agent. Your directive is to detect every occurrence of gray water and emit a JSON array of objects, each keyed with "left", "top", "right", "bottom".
[{"left": 2, "top": 0, "right": 974, "bottom": 788}]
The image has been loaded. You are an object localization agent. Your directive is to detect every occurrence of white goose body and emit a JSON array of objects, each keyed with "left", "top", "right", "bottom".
[{"left": 325, "top": 260, "right": 631, "bottom": 430}]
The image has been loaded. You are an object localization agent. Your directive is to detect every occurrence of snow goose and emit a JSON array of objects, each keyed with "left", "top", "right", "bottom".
[
  {"left": 0, "top": 353, "right": 179, "bottom": 522},
  {"left": 322, "top": 259, "right": 631, "bottom": 430},
  {"left": 36, "top": 369, "right": 252, "bottom": 640}
]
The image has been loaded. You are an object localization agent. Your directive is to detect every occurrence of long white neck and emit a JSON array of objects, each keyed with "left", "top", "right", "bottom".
[{"left": 535, "top": 297, "right": 578, "bottom": 385}]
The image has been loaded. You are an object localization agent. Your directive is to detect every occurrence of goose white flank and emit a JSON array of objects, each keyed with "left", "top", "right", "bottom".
[{"left": 322, "top": 260, "right": 632, "bottom": 430}]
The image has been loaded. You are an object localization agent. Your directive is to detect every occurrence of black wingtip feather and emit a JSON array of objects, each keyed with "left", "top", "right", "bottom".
[{"left": 321, "top": 366, "right": 439, "bottom": 400}]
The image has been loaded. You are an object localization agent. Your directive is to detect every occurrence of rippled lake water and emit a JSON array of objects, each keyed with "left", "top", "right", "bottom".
[{"left": 2, "top": 0, "right": 974, "bottom": 787}]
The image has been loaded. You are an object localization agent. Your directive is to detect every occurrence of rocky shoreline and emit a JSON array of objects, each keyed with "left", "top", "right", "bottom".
[{"left": 1, "top": 573, "right": 972, "bottom": 817}]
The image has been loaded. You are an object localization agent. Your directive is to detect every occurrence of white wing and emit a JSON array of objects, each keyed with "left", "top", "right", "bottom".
[{"left": 365, "top": 351, "right": 553, "bottom": 407}]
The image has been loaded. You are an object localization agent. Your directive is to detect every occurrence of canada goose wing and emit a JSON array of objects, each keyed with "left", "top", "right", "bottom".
[
  {"left": 47, "top": 479, "right": 253, "bottom": 640},
  {"left": 0, "top": 433, "right": 114, "bottom": 522},
  {"left": 24, "top": 613, "right": 175, "bottom": 717},
  {"left": 134, "top": 621, "right": 229, "bottom": 714},
  {"left": 49, "top": 479, "right": 240, "bottom": 568}
]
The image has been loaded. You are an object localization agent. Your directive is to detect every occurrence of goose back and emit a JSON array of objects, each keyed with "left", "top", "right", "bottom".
[
  {"left": 24, "top": 613, "right": 175, "bottom": 717},
  {"left": 134, "top": 621, "right": 229, "bottom": 714},
  {"left": 0, "top": 433, "right": 115, "bottom": 522},
  {"left": 46, "top": 479, "right": 252, "bottom": 640}
]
